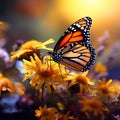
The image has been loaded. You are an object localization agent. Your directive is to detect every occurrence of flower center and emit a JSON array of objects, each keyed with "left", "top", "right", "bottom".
[
  {"left": 40, "top": 70, "right": 52, "bottom": 78},
  {"left": 89, "top": 100, "right": 100, "bottom": 108},
  {"left": 76, "top": 76, "right": 88, "bottom": 85},
  {"left": 42, "top": 109, "right": 49, "bottom": 116},
  {"left": 101, "top": 86, "right": 109, "bottom": 94}
]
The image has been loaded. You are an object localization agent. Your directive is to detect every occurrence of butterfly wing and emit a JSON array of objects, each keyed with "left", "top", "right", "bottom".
[
  {"left": 56, "top": 42, "right": 95, "bottom": 71},
  {"left": 48, "top": 16, "right": 95, "bottom": 71},
  {"left": 54, "top": 17, "right": 92, "bottom": 51}
]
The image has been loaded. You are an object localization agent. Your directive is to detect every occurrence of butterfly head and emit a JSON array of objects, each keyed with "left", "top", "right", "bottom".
[{"left": 48, "top": 51, "right": 62, "bottom": 63}]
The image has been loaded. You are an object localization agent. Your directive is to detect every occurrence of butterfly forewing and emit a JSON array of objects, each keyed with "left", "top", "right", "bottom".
[{"left": 54, "top": 17, "right": 92, "bottom": 51}]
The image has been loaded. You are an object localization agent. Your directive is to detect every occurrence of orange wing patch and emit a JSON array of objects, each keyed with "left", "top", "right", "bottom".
[
  {"left": 69, "top": 31, "right": 83, "bottom": 43},
  {"left": 69, "top": 36, "right": 83, "bottom": 43},
  {"left": 58, "top": 33, "right": 72, "bottom": 49},
  {"left": 78, "top": 19, "right": 87, "bottom": 27},
  {"left": 72, "top": 31, "right": 82, "bottom": 37},
  {"left": 61, "top": 59, "right": 84, "bottom": 71},
  {"left": 58, "top": 31, "right": 83, "bottom": 49}
]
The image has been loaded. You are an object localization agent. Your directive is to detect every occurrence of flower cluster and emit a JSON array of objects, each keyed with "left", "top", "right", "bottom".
[
  {"left": 22, "top": 54, "right": 69, "bottom": 93},
  {"left": 9, "top": 36, "right": 120, "bottom": 120},
  {"left": 10, "top": 39, "right": 54, "bottom": 61},
  {"left": 0, "top": 72, "right": 25, "bottom": 96},
  {"left": 0, "top": 28, "right": 120, "bottom": 120}
]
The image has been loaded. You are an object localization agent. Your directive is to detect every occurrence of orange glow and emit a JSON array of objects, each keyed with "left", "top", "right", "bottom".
[
  {"left": 44, "top": 0, "right": 120, "bottom": 44},
  {"left": 55, "top": 0, "right": 120, "bottom": 20}
]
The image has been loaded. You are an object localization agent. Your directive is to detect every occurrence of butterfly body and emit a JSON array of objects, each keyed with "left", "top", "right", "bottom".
[{"left": 48, "top": 17, "right": 96, "bottom": 71}]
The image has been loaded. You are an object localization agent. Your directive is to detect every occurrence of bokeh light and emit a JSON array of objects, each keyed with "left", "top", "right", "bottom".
[
  {"left": 0, "top": 0, "right": 120, "bottom": 45},
  {"left": 44, "top": 0, "right": 120, "bottom": 43}
]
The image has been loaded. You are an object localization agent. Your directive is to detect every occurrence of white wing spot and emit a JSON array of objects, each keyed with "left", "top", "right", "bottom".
[{"left": 81, "top": 26, "right": 84, "bottom": 30}]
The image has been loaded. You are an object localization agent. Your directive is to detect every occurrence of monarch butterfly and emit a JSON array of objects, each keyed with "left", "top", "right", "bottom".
[{"left": 48, "top": 17, "right": 95, "bottom": 71}]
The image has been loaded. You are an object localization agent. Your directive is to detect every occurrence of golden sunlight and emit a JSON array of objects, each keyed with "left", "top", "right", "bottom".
[
  {"left": 48, "top": 0, "right": 120, "bottom": 43},
  {"left": 56, "top": 0, "right": 120, "bottom": 20},
  {"left": 83, "top": 0, "right": 101, "bottom": 5}
]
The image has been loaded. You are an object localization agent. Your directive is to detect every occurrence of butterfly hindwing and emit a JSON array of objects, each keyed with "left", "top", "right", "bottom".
[
  {"left": 56, "top": 42, "right": 95, "bottom": 71},
  {"left": 54, "top": 17, "right": 92, "bottom": 51}
]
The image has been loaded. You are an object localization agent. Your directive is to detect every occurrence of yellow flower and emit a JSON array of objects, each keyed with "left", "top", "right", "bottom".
[
  {"left": 111, "top": 80, "right": 120, "bottom": 95},
  {"left": 10, "top": 39, "right": 54, "bottom": 61},
  {"left": 14, "top": 82, "right": 26, "bottom": 96},
  {"left": 65, "top": 71, "right": 94, "bottom": 93},
  {"left": 95, "top": 62, "right": 107, "bottom": 73},
  {"left": 35, "top": 105, "right": 57, "bottom": 120},
  {"left": 22, "top": 54, "right": 69, "bottom": 93},
  {"left": 80, "top": 97, "right": 109, "bottom": 118},
  {"left": 0, "top": 73, "right": 15, "bottom": 96},
  {"left": 95, "top": 79, "right": 114, "bottom": 100}
]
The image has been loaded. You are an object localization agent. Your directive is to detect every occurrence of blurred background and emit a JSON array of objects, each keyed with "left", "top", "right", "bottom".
[{"left": 0, "top": 0, "right": 120, "bottom": 79}]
